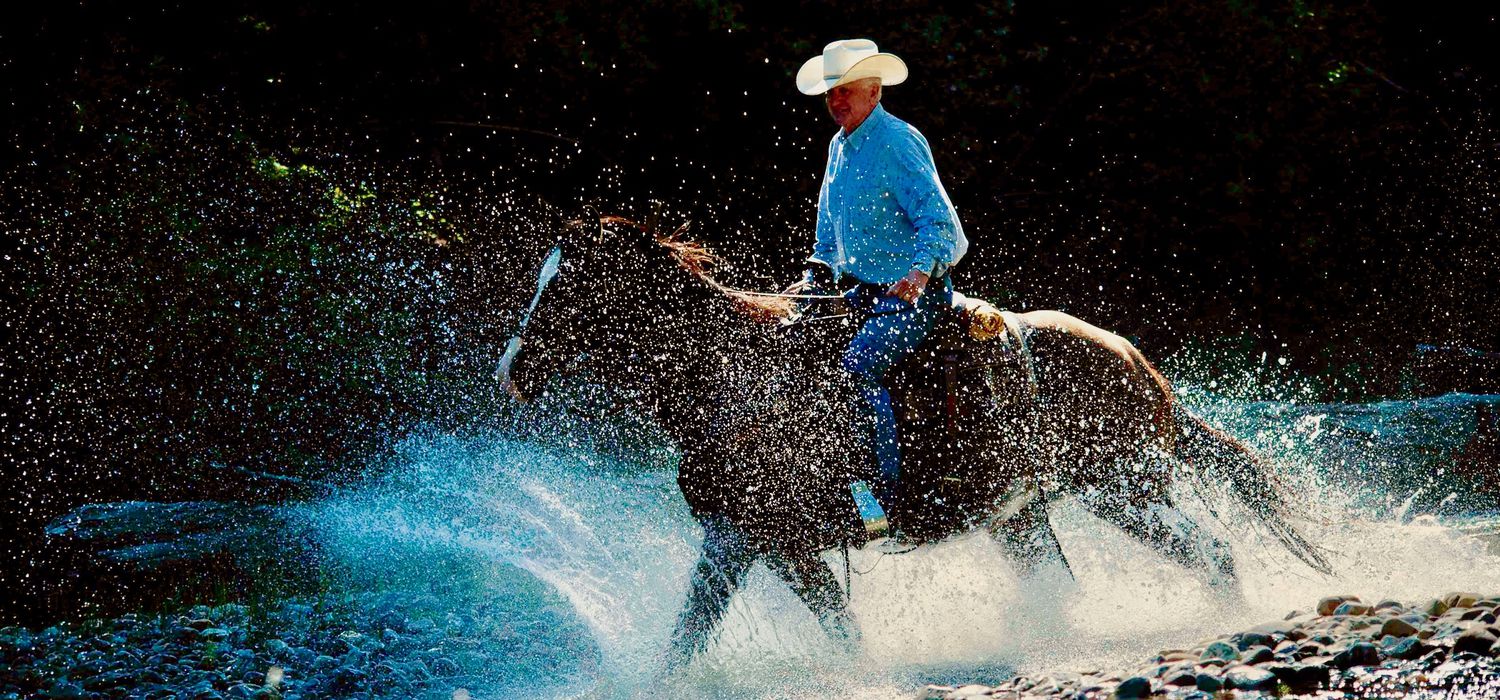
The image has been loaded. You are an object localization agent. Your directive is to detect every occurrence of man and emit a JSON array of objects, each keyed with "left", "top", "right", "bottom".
[{"left": 786, "top": 39, "right": 969, "bottom": 533}]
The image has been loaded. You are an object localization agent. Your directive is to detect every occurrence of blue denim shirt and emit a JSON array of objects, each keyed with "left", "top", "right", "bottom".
[{"left": 809, "top": 104, "right": 968, "bottom": 286}]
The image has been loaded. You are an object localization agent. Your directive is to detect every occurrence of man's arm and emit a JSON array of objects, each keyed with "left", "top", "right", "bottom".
[{"left": 888, "top": 128, "right": 964, "bottom": 280}]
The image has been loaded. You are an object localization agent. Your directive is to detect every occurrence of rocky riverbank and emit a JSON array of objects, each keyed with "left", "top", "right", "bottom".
[
  {"left": 0, "top": 587, "right": 597, "bottom": 700},
  {"left": 6, "top": 591, "right": 1500, "bottom": 698},
  {"left": 922, "top": 592, "right": 1500, "bottom": 699}
]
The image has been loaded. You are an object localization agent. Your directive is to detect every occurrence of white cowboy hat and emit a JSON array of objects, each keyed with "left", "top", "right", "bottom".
[{"left": 795, "top": 39, "right": 908, "bottom": 96}]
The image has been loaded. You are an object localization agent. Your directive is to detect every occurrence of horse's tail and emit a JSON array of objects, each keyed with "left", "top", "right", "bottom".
[{"left": 1173, "top": 406, "right": 1334, "bottom": 576}]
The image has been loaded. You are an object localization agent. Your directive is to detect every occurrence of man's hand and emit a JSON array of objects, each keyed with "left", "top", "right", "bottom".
[{"left": 886, "top": 268, "right": 930, "bottom": 304}]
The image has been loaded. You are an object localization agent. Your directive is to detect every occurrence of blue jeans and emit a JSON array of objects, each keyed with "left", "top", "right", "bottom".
[{"left": 842, "top": 277, "right": 953, "bottom": 508}]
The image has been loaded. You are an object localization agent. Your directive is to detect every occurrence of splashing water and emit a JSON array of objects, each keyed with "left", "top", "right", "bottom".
[{"left": 309, "top": 392, "right": 1500, "bottom": 698}]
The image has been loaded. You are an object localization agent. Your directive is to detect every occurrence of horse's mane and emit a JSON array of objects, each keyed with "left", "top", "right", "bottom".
[{"left": 596, "top": 215, "right": 798, "bottom": 324}]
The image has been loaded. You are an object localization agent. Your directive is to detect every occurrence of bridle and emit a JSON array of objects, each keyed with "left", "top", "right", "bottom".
[{"left": 495, "top": 243, "right": 564, "bottom": 399}]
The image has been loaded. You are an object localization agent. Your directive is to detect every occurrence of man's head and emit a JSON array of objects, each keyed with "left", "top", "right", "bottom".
[{"left": 825, "top": 77, "right": 882, "bottom": 134}]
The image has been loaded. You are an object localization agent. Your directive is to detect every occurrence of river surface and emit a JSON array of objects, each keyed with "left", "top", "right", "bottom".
[{"left": 311, "top": 390, "right": 1500, "bottom": 698}]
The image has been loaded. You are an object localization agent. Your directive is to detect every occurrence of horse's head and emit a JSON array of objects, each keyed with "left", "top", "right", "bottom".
[
  {"left": 499, "top": 216, "right": 778, "bottom": 402},
  {"left": 499, "top": 217, "right": 659, "bottom": 401}
]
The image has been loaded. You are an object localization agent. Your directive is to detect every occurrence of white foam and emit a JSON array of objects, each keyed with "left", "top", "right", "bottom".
[{"left": 310, "top": 417, "right": 1500, "bottom": 698}]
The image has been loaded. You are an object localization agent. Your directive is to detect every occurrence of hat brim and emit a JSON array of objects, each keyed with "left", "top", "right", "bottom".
[{"left": 796, "top": 53, "right": 908, "bottom": 95}]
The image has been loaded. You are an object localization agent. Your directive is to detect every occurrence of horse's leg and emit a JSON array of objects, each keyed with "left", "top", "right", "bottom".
[
  {"left": 665, "top": 514, "right": 757, "bottom": 670},
  {"left": 763, "top": 551, "right": 860, "bottom": 647},
  {"left": 988, "top": 489, "right": 1074, "bottom": 581},
  {"left": 1076, "top": 456, "right": 1238, "bottom": 594}
]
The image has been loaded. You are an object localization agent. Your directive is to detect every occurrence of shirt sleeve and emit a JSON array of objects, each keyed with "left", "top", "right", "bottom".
[
  {"left": 808, "top": 136, "right": 839, "bottom": 272},
  {"left": 888, "top": 127, "right": 963, "bottom": 277}
]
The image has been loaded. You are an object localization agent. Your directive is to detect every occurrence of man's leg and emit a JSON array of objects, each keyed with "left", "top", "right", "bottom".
[{"left": 842, "top": 281, "right": 952, "bottom": 511}]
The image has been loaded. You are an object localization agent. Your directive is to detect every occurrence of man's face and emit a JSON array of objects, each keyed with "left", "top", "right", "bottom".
[{"left": 825, "top": 78, "right": 881, "bottom": 133}]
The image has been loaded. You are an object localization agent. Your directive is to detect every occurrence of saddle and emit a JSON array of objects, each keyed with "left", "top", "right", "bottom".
[
  {"left": 874, "top": 293, "right": 1045, "bottom": 543},
  {"left": 888, "top": 293, "right": 1038, "bottom": 432}
]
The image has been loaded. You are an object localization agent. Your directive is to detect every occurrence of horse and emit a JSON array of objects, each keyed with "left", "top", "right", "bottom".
[{"left": 498, "top": 215, "right": 1332, "bottom": 669}]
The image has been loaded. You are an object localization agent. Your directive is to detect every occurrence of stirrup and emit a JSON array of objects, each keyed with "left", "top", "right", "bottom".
[
  {"left": 871, "top": 533, "right": 918, "bottom": 554},
  {"left": 849, "top": 480, "right": 889, "bottom": 539}
]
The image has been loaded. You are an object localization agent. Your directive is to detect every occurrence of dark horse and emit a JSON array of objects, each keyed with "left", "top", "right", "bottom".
[{"left": 500, "top": 216, "right": 1331, "bottom": 669}]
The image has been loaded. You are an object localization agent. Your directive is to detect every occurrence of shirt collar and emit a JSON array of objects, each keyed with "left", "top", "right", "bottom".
[{"left": 839, "top": 103, "right": 886, "bottom": 151}]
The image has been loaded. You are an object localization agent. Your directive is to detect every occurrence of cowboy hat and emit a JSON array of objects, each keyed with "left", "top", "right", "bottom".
[{"left": 795, "top": 39, "right": 908, "bottom": 96}]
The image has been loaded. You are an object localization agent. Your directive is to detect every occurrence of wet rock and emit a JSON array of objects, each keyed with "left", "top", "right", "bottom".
[
  {"left": 1374, "top": 599, "right": 1404, "bottom": 612},
  {"left": 82, "top": 669, "right": 134, "bottom": 690},
  {"left": 1331, "top": 641, "right": 1381, "bottom": 669},
  {"left": 1200, "top": 641, "right": 1239, "bottom": 662},
  {"left": 944, "top": 684, "right": 993, "bottom": 699},
  {"left": 291, "top": 646, "right": 316, "bottom": 667},
  {"left": 1453, "top": 629, "right": 1497, "bottom": 656},
  {"left": 1443, "top": 592, "right": 1482, "bottom": 609},
  {"left": 1164, "top": 669, "right": 1198, "bottom": 686},
  {"left": 1318, "top": 595, "right": 1360, "bottom": 616},
  {"left": 1425, "top": 598, "right": 1451, "bottom": 617},
  {"left": 329, "top": 667, "right": 368, "bottom": 694},
  {"left": 1224, "top": 665, "right": 1278, "bottom": 691},
  {"left": 1381, "top": 617, "right": 1421, "bottom": 638},
  {"left": 1430, "top": 621, "right": 1475, "bottom": 642},
  {"left": 1242, "top": 645, "right": 1275, "bottom": 665},
  {"left": 916, "top": 687, "right": 954, "bottom": 700},
  {"left": 264, "top": 639, "right": 290, "bottom": 658},
  {"left": 429, "top": 657, "right": 460, "bottom": 676},
  {"left": 1293, "top": 642, "right": 1325, "bottom": 660},
  {"left": 45, "top": 681, "right": 88, "bottom": 699},
  {"left": 1334, "top": 601, "right": 1373, "bottom": 616},
  {"left": 1194, "top": 672, "right": 1222, "bottom": 692},
  {"left": 1297, "top": 664, "right": 1330, "bottom": 688},
  {"left": 1260, "top": 659, "right": 1299, "bottom": 679},
  {"left": 1115, "top": 676, "right": 1151, "bottom": 698},
  {"left": 1383, "top": 636, "right": 1430, "bottom": 660},
  {"left": 1234, "top": 632, "right": 1275, "bottom": 650},
  {"left": 201, "top": 628, "right": 231, "bottom": 643}
]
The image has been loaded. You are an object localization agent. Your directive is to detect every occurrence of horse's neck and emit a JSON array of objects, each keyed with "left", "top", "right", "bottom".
[{"left": 629, "top": 279, "right": 760, "bottom": 444}]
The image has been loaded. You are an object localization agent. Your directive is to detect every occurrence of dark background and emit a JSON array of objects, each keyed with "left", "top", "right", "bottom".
[{"left": 3, "top": 1, "right": 1497, "bottom": 623}]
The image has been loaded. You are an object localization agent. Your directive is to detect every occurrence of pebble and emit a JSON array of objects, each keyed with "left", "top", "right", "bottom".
[
  {"left": 1233, "top": 631, "right": 1274, "bottom": 650},
  {"left": 1114, "top": 676, "right": 1151, "bottom": 698},
  {"left": 944, "top": 684, "right": 992, "bottom": 699},
  {"left": 1318, "top": 594, "right": 1361, "bottom": 615},
  {"left": 1385, "top": 636, "right": 1431, "bottom": 660},
  {"left": 1331, "top": 641, "right": 1381, "bottom": 669},
  {"left": 8, "top": 591, "right": 1500, "bottom": 700},
  {"left": 1241, "top": 645, "right": 1275, "bottom": 665},
  {"left": 1224, "top": 665, "right": 1278, "bottom": 690},
  {"left": 1443, "top": 592, "right": 1482, "bottom": 609},
  {"left": 1454, "top": 629, "right": 1497, "bottom": 656},
  {"left": 1380, "top": 616, "right": 1420, "bottom": 638},
  {"left": 1163, "top": 669, "right": 1197, "bottom": 686},
  {"left": 1334, "top": 601, "right": 1373, "bottom": 616},
  {"left": 1199, "top": 641, "right": 1238, "bottom": 662}
]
